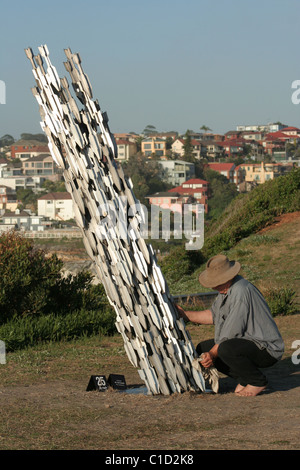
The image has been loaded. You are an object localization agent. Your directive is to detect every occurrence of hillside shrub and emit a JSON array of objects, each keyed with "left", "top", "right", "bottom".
[
  {"left": 0, "top": 231, "right": 112, "bottom": 324},
  {"left": 0, "top": 308, "right": 116, "bottom": 352},
  {"left": 161, "top": 245, "right": 205, "bottom": 284},
  {"left": 264, "top": 287, "right": 298, "bottom": 317},
  {"left": 0, "top": 231, "right": 116, "bottom": 350}
]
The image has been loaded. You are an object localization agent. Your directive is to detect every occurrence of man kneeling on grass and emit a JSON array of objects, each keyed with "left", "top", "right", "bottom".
[{"left": 176, "top": 254, "right": 284, "bottom": 396}]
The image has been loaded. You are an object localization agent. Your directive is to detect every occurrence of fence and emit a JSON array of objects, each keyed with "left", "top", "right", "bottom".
[
  {"left": 173, "top": 291, "right": 218, "bottom": 309},
  {"left": 23, "top": 229, "right": 82, "bottom": 239}
]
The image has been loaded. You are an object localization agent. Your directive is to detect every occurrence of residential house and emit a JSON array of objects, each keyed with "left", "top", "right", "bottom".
[
  {"left": 141, "top": 137, "right": 167, "bottom": 158},
  {"left": 169, "top": 178, "right": 209, "bottom": 212},
  {"left": 236, "top": 123, "right": 285, "bottom": 133},
  {"left": 239, "top": 162, "right": 293, "bottom": 184},
  {"left": 0, "top": 158, "right": 7, "bottom": 170},
  {"left": 146, "top": 191, "right": 183, "bottom": 214},
  {"left": 205, "top": 142, "right": 224, "bottom": 159},
  {"left": 38, "top": 192, "right": 74, "bottom": 221},
  {"left": 171, "top": 138, "right": 206, "bottom": 159},
  {"left": 204, "top": 162, "right": 238, "bottom": 184},
  {"left": 22, "top": 154, "right": 61, "bottom": 181},
  {"left": 147, "top": 178, "right": 209, "bottom": 214},
  {"left": 220, "top": 139, "right": 245, "bottom": 157},
  {"left": 113, "top": 133, "right": 138, "bottom": 142},
  {"left": 224, "top": 130, "right": 242, "bottom": 140},
  {"left": 0, "top": 185, "right": 20, "bottom": 212},
  {"left": 280, "top": 126, "right": 300, "bottom": 138},
  {"left": 1, "top": 209, "right": 44, "bottom": 231},
  {"left": 241, "top": 130, "right": 264, "bottom": 142},
  {"left": 262, "top": 131, "right": 291, "bottom": 155},
  {"left": 158, "top": 160, "right": 195, "bottom": 186},
  {"left": 0, "top": 161, "right": 22, "bottom": 178},
  {"left": 11, "top": 139, "right": 49, "bottom": 160},
  {"left": 0, "top": 175, "right": 50, "bottom": 192},
  {"left": 0, "top": 155, "right": 61, "bottom": 192},
  {"left": 115, "top": 139, "right": 137, "bottom": 161}
]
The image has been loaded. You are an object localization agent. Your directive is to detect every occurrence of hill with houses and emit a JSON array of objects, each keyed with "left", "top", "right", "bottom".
[{"left": 0, "top": 122, "right": 299, "bottom": 235}]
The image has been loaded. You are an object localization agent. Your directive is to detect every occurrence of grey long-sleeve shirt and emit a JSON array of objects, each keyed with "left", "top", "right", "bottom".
[{"left": 210, "top": 275, "right": 284, "bottom": 360}]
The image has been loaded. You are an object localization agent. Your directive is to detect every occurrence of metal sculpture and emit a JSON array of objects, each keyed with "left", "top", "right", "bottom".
[{"left": 25, "top": 45, "right": 212, "bottom": 395}]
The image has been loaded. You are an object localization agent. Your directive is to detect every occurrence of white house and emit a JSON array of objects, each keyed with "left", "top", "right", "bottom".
[
  {"left": 171, "top": 138, "right": 204, "bottom": 159},
  {"left": 38, "top": 192, "right": 74, "bottom": 221}
]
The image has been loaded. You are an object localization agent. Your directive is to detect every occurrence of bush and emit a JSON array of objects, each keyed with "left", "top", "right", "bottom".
[
  {"left": 161, "top": 245, "right": 205, "bottom": 285},
  {"left": 0, "top": 231, "right": 116, "bottom": 350},
  {"left": 264, "top": 287, "right": 298, "bottom": 317},
  {"left": 0, "top": 231, "right": 111, "bottom": 323},
  {"left": 0, "top": 308, "right": 117, "bottom": 352}
]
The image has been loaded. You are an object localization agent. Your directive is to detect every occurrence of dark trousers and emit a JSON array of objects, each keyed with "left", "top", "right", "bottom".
[{"left": 196, "top": 338, "right": 278, "bottom": 387}]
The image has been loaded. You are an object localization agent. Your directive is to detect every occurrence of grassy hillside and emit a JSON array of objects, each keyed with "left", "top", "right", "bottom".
[
  {"left": 202, "top": 167, "right": 300, "bottom": 258},
  {"left": 162, "top": 168, "right": 300, "bottom": 311}
]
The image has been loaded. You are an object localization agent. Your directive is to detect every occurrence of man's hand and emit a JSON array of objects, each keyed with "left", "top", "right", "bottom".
[
  {"left": 200, "top": 352, "right": 214, "bottom": 368},
  {"left": 200, "top": 344, "right": 219, "bottom": 368},
  {"left": 176, "top": 304, "right": 186, "bottom": 318}
]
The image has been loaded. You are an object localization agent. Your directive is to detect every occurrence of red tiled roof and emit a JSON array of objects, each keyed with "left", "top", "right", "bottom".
[
  {"left": 281, "top": 126, "right": 300, "bottom": 132},
  {"left": 182, "top": 178, "right": 209, "bottom": 184},
  {"left": 264, "top": 131, "right": 291, "bottom": 141},
  {"left": 205, "top": 163, "right": 235, "bottom": 171}
]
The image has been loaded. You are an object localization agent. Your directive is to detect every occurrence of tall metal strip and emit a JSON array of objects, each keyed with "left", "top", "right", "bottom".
[{"left": 25, "top": 45, "right": 206, "bottom": 395}]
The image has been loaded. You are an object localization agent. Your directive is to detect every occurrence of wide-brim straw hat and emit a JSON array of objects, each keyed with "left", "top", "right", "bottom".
[{"left": 199, "top": 254, "right": 241, "bottom": 288}]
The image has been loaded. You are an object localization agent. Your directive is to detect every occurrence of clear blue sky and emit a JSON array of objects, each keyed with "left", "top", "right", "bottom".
[{"left": 1, "top": 0, "right": 300, "bottom": 139}]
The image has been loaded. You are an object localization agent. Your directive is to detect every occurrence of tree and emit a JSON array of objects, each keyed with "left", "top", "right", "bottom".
[
  {"left": 121, "top": 154, "right": 171, "bottom": 204},
  {"left": 42, "top": 179, "right": 66, "bottom": 193},
  {"left": 143, "top": 125, "right": 158, "bottom": 136},
  {"left": 182, "top": 130, "right": 195, "bottom": 162},
  {"left": 203, "top": 168, "right": 238, "bottom": 220},
  {"left": 0, "top": 134, "right": 15, "bottom": 147},
  {"left": 200, "top": 125, "right": 212, "bottom": 134},
  {"left": 20, "top": 133, "right": 48, "bottom": 142},
  {"left": 16, "top": 188, "right": 39, "bottom": 210}
]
